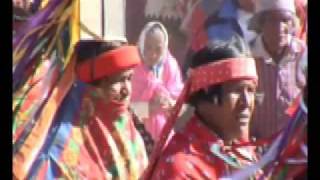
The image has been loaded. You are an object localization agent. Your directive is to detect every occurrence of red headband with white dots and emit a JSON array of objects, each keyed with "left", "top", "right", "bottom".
[
  {"left": 76, "top": 46, "right": 141, "bottom": 83},
  {"left": 189, "top": 58, "right": 258, "bottom": 93}
]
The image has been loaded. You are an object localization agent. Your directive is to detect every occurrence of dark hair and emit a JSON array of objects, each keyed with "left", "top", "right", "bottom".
[
  {"left": 75, "top": 40, "right": 127, "bottom": 86},
  {"left": 188, "top": 35, "right": 251, "bottom": 106}
]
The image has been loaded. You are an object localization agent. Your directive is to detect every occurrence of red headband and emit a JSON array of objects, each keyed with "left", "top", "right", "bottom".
[
  {"left": 76, "top": 46, "right": 141, "bottom": 83},
  {"left": 189, "top": 58, "right": 258, "bottom": 93}
]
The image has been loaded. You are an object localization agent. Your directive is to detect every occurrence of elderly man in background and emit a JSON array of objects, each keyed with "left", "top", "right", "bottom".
[{"left": 248, "top": 0, "right": 307, "bottom": 139}]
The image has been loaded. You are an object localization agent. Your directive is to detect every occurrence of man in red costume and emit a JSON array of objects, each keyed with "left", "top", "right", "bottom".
[
  {"left": 13, "top": 41, "right": 149, "bottom": 179},
  {"left": 143, "top": 36, "right": 262, "bottom": 179}
]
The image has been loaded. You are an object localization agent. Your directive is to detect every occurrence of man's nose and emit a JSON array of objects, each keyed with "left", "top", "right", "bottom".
[
  {"left": 279, "top": 21, "right": 289, "bottom": 34},
  {"left": 239, "top": 90, "right": 250, "bottom": 107},
  {"left": 121, "top": 81, "right": 130, "bottom": 97},
  {"left": 150, "top": 51, "right": 158, "bottom": 59}
]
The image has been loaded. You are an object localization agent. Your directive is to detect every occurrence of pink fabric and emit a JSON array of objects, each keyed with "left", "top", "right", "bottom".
[{"left": 131, "top": 51, "right": 184, "bottom": 141}]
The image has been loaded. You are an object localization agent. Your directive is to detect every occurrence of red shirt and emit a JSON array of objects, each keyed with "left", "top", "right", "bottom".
[{"left": 150, "top": 115, "right": 259, "bottom": 179}]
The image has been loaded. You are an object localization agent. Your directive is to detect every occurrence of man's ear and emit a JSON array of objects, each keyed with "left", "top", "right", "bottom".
[
  {"left": 196, "top": 100, "right": 219, "bottom": 113},
  {"left": 95, "top": 86, "right": 104, "bottom": 95}
]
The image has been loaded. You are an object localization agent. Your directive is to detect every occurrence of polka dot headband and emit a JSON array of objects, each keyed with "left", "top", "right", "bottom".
[{"left": 189, "top": 58, "right": 258, "bottom": 94}]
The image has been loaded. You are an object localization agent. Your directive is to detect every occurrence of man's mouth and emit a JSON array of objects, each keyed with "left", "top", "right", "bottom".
[
  {"left": 237, "top": 112, "right": 250, "bottom": 124},
  {"left": 112, "top": 95, "right": 129, "bottom": 103},
  {"left": 119, "top": 95, "right": 129, "bottom": 102}
]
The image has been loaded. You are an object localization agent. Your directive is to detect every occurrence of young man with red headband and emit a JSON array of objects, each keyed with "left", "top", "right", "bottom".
[
  {"left": 222, "top": 44, "right": 307, "bottom": 180},
  {"left": 13, "top": 40, "right": 149, "bottom": 179},
  {"left": 142, "top": 36, "right": 262, "bottom": 179}
]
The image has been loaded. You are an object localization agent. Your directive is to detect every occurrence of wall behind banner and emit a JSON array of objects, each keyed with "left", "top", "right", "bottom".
[{"left": 125, "top": 0, "right": 188, "bottom": 69}]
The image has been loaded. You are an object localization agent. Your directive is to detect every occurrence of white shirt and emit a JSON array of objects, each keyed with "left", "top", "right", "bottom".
[{"left": 251, "top": 35, "right": 306, "bottom": 67}]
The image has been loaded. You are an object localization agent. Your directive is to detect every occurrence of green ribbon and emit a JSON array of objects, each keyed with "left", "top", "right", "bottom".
[{"left": 210, "top": 143, "right": 241, "bottom": 168}]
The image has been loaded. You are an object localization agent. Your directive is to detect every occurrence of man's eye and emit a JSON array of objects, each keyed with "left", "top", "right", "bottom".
[
  {"left": 228, "top": 87, "right": 241, "bottom": 93},
  {"left": 247, "top": 87, "right": 256, "bottom": 93},
  {"left": 224, "top": 89, "right": 240, "bottom": 96}
]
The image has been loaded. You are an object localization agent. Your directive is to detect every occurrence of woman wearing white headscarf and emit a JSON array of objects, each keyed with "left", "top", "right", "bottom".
[{"left": 131, "top": 21, "right": 184, "bottom": 142}]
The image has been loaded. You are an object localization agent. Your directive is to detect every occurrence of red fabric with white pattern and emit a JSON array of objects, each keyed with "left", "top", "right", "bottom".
[
  {"left": 189, "top": 57, "right": 258, "bottom": 94},
  {"left": 76, "top": 46, "right": 141, "bottom": 83}
]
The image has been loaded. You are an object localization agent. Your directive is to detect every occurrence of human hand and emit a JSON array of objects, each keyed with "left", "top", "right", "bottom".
[{"left": 152, "top": 93, "right": 174, "bottom": 110}]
